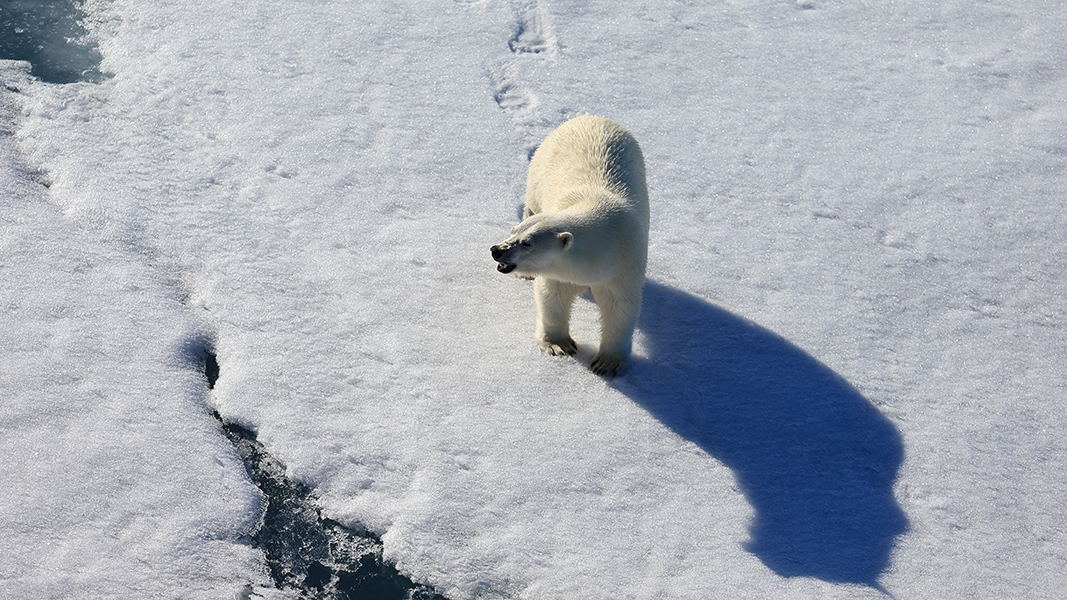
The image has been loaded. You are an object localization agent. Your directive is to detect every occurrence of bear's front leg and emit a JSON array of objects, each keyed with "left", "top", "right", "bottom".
[
  {"left": 589, "top": 282, "right": 643, "bottom": 377},
  {"left": 533, "top": 278, "right": 584, "bottom": 356}
]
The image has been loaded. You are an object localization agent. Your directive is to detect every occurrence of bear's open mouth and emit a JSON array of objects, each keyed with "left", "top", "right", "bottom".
[{"left": 497, "top": 262, "right": 516, "bottom": 274}]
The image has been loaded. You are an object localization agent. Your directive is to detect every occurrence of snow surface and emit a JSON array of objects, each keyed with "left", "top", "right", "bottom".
[
  {"left": 2, "top": 0, "right": 1066, "bottom": 598},
  {"left": 0, "top": 80, "right": 269, "bottom": 598}
]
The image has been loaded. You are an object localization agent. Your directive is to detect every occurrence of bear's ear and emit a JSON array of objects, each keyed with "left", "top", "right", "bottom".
[{"left": 558, "top": 232, "right": 573, "bottom": 250}]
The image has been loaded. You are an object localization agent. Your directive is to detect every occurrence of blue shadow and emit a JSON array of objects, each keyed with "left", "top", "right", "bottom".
[{"left": 615, "top": 281, "right": 907, "bottom": 586}]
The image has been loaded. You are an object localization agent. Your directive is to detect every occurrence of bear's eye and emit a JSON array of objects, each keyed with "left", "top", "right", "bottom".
[{"left": 520, "top": 240, "right": 532, "bottom": 247}]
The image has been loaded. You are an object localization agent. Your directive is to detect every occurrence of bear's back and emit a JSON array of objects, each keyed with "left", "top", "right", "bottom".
[{"left": 525, "top": 115, "right": 648, "bottom": 219}]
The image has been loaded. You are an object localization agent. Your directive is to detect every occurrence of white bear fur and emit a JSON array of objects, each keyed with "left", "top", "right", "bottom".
[{"left": 491, "top": 115, "right": 649, "bottom": 376}]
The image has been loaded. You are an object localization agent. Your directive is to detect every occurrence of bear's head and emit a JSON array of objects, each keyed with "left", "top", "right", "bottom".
[{"left": 490, "top": 214, "right": 573, "bottom": 276}]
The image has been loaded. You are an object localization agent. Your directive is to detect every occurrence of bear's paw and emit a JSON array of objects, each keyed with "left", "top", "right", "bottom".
[
  {"left": 538, "top": 337, "right": 577, "bottom": 357},
  {"left": 590, "top": 353, "right": 628, "bottom": 378}
]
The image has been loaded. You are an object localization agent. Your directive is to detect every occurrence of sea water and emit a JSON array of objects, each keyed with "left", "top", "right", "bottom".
[{"left": 0, "top": 0, "right": 104, "bottom": 83}]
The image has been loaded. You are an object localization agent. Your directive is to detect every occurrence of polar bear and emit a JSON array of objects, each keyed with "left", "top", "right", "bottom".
[{"left": 491, "top": 115, "right": 649, "bottom": 377}]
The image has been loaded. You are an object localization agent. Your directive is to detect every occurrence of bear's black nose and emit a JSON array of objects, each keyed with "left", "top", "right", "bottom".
[{"left": 491, "top": 245, "right": 504, "bottom": 260}]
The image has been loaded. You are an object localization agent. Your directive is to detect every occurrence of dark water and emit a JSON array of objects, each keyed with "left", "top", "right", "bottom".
[
  {"left": 206, "top": 353, "right": 447, "bottom": 600},
  {"left": 0, "top": 0, "right": 105, "bottom": 83}
]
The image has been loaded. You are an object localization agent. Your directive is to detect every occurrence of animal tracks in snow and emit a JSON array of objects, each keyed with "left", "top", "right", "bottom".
[
  {"left": 458, "top": 0, "right": 570, "bottom": 159},
  {"left": 508, "top": 2, "right": 556, "bottom": 56},
  {"left": 488, "top": 63, "right": 538, "bottom": 119},
  {"left": 474, "top": 1, "right": 557, "bottom": 122}
]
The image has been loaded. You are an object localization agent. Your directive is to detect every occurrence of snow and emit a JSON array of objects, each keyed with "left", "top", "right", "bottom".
[
  {"left": 2, "top": 0, "right": 1066, "bottom": 598},
  {"left": 0, "top": 83, "right": 269, "bottom": 598}
]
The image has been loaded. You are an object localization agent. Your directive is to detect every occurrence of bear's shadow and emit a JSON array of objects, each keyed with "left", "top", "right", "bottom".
[{"left": 612, "top": 281, "right": 907, "bottom": 586}]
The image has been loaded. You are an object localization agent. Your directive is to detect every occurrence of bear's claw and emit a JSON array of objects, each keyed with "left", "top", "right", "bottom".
[
  {"left": 590, "top": 354, "right": 627, "bottom": 378},
  {"left": 539, "top": 337, "right": 577, "bottom": 357}
]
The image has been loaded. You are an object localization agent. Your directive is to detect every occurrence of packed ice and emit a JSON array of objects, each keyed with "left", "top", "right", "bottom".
[{"left": 2, "top": 0, "right": 1065, "bottom": 598}]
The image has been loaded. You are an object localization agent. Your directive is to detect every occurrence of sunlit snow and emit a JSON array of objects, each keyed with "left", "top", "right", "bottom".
[{"left": 2, "top": 0, "right": 1066, "bottom": 599}]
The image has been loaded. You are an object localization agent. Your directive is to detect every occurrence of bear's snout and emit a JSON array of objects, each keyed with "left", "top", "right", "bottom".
[{"left": 491, "top": 244, "right": 517, "bottom": 274}]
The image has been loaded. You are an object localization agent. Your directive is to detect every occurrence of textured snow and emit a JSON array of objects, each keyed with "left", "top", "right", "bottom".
[
  {"left": 0, "top": 86, "right": 269, "bottom": 598},
  {"left": 2, "top": 0, "right": 1066, "bottom": 598}
]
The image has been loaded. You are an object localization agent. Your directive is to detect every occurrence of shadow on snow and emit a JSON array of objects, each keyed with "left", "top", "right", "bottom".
[{"left": 615, "top": 281, "right": 907, "bottom": 586}]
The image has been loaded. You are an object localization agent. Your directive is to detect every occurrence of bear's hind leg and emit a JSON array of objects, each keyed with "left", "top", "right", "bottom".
[{"left": 534, "top": 278, "right": 584, "bottom": 356}]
